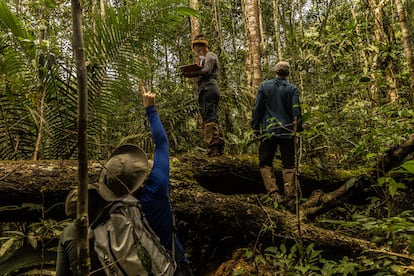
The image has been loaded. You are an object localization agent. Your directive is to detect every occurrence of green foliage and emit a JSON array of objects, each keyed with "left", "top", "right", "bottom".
[
  {"left": 377, "top": 177, "right": 406, "bottom": 197},
  {"left": 240, "top": 243, "right": 361, "bottom": 275},
  {"left": 321, "top": 209, "right": 414, "bottom": 254},
  {"left": 0, "top": 0, "right": 412, "bottom": 162},
  {"left": 390, "top": 160, "right": 414, "bottom": 180},
  {"left": 240, "top": 241, "right": 412, "bottom": 275},
  {"left": 302, "top": 99, "right": 413, "bottom": 169},
  {"left": 0, "top": 0, "right": 197, "bottom": 159},
  {"left": 0, "top": 207, "right": 69, "bottom": 273}
]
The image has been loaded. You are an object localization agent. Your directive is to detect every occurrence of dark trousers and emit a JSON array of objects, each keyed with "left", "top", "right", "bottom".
[
  {"left": 198, "top": 83, "right": 220, "bottom": 124},
  {"left": 259, "top": 136, "right": 295, "bottom": 169}
]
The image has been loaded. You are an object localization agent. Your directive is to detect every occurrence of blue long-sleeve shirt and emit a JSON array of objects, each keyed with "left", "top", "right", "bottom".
[
  {"left": 56, "top": 106, "right": 186, "bottom": 276},
  {"left": 136, "top": 105, "right": 186, "bottom": 260}
]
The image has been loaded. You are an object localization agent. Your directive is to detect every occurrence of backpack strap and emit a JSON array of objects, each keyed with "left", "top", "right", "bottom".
[
  {"left": 90, "top": 195, "right": 136, "bottom": 229},
  {"left": 90, "top": 201, "right": 113, "bottom": 230}
]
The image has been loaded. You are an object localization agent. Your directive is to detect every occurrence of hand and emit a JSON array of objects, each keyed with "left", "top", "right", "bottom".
[
  {"left": 140, "top": 81, "right": 155, "bottom": 108},
  {"left": 294, "top": 117, "right": 304, "bottom": 133},
  {"left": 142, "top": 92, "right": 155, "bottom": 108}
]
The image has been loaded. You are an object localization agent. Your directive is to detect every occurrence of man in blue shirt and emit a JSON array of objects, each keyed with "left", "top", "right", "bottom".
[
  {"left": 99, "top": 89, "right": 191, "bottom": 274},
  {"left": 252, "top": 61, "right": 303, "bottom": 207},
  {"left": 56, "top": 89, "right": 191, "bottom": 275}
]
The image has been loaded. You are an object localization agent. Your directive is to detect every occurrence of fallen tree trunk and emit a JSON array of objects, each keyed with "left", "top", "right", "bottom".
[
  {"left": 303, "top": 133, "right": 414, "bottom": 218},
  {"left": 169, "top": 187, "right": 378, "bottom": 274},
  {"left": 0, "top": 155, "right": 348, "bottom": 221},
  {"left": 0, "top": 133, "right": 413, "bottom": 274},
  {"left": 0, "top": 157, "right": 376, "bottom": 260}
]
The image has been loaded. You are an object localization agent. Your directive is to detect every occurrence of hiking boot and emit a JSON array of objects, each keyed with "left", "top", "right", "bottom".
[
  {"left": 260, "top": 166, "right": 279, "bottom": 193},
  {"left": 204, "top": 122, "right": 225, "bottom": 157}
]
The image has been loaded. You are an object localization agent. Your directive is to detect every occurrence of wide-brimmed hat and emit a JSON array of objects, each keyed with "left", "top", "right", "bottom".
[
  {"left": 191, "top": 36, "right": 209, "bottom": 49},
  {"left": 98, "top": 144, "right": 149, "bottom": 201}
]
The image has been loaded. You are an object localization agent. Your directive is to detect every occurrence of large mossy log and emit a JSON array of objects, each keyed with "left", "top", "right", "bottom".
[
  {"left": 1, "top": 146, "right": 413, "bottom": 274},
  {"left": 1, "top": 135, "right": 413, "bottom": 274},
  {"left": 0, "top": 156, "right": 372, "bottom": 251},
  {"left": 0, "top": 154, "right": 350, "bottom": 221}
]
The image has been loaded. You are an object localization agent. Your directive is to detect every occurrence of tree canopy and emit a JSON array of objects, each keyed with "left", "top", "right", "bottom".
[{"left": 0, "top": 0, "right": 411, "bottom": 165}]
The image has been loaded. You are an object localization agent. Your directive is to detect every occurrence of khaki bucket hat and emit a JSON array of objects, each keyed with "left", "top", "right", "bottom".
[
  {"left": 98, "top": 144, "right": 149, "bottom": 201},
  {"left": 191, "top": 35, "right": 209, "bottom": 49}
]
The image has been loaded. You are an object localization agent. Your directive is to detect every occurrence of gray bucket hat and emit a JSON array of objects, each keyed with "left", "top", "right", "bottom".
[{"left": 98, "top": 144, "right": 149, "bottom": 201}]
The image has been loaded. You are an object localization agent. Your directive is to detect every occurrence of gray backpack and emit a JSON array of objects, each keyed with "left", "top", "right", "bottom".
[{"left": 90, "top": 194, "right": 177, "bottom": 276}]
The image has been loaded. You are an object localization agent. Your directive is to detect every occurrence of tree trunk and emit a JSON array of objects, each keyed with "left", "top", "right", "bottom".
[
  {"left": 272, "top": 0, "right": 283, "bottom": 61},
  {"left": 303, "top": 133, "right": 414, "bottom": 218},
  {"left": 1, "top": 134, "right": 413, "bottom": 273},
  {"left": 297, "top": 0, "right": 304, "bottom": 40},
  {"left": 71, "top": 0, "right": 90, "bottom": 274},
  {"left": 0, "top": 161, "right": 374, "bottom": 268},
  {"left": 395, "top": 0, "right": 414, "bottom": 103},
  {"left": 367, "top": 0, "right": 399, "bottom": 104},
  {"left": 243, "top": 0, "right": 261, "bottom": 94},
  {"left": 189, "top": 0, "right": 200, "bottom": 38},
  {"left": 172, "top": 188, "right": 378, "bottom": 274},
  {"left": 100, "top": 0, "right": 105, "bottom": 19},
  {"left": 258, "top": 0, "right": 268, "bottom": 69},
  {"left": 348, "top": 0, "right": 370, "bottom": 78},
  {"left": 33, "top": 26, "right": 47, "bottom": 161},
  {"left": 241, "top": 0, "right": 253, "bottom": 94},
  {"left": 1, "top": 131, "right": 413, "bottom": 221}
]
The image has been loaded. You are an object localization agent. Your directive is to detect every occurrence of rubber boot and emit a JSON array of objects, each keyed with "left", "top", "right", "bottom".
[
  {"left": 260, "top": 166, "right": 284, "bottom": 203},
  {"left": 283, "top": 168, "right": 296, "bottom": 212},
  {"left": 204, "top": 122, "right": 224, "bottom": 156}
]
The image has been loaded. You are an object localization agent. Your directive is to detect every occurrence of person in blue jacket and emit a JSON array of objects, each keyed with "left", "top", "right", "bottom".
[
  {"left": 98, "top": 89, "right": 192, "bottom": 275},
  {"left": 56, "top": 88, "right": 192, "bottom": 275},
  {"left": 252, "top": 61, "right": 303, "bottom": 207}
]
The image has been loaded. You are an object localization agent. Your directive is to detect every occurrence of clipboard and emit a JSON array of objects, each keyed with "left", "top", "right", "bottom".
[{"left": 178, "top": 63, "right": 201, "bottom": 73}]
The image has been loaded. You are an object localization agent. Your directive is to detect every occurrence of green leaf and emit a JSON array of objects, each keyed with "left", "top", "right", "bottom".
[
  {"left": 388, "top": 182, "right": 406, "bottom": 197},
  {"left": 27, "top": 234, "right": 38, "bottom": 249},
  {"left": 264, "top": 246, "right": 278, "bottom": 254},
  {"left": 172, "top": 7, "right": 199, "bottom": 17},
  {"left": 0, "top": 238, "right": 14, "bottom": 258},
  {"left": 401, "top": 160, "right": 414, "bottom": 174},
  {"left": 377, "top": 177, "right": 394, "bottom": 186}
]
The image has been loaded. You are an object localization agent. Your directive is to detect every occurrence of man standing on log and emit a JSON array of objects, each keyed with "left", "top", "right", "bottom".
[
  {"left": 252, "top": 61, "right": 303, "bottom": 207},
  {"left": 181, "top": 34, "right": 225, "bottom": 157}
]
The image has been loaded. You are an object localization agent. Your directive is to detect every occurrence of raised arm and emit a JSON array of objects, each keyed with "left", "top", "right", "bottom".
[{"left": 140, "top": 85, "right": 169, "bottom": 196}]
